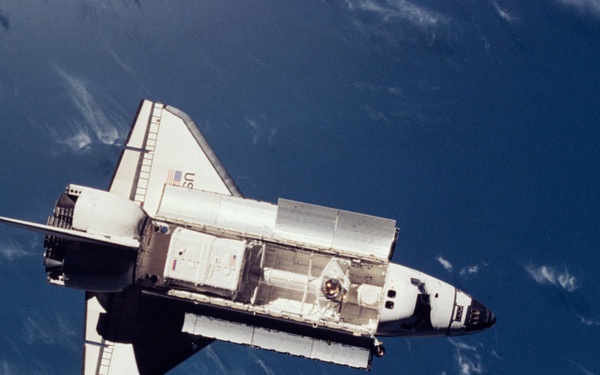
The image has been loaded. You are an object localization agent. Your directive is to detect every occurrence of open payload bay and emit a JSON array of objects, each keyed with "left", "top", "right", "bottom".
[{"left": 135, "top": 185, "right": 398, "bottom": 337}]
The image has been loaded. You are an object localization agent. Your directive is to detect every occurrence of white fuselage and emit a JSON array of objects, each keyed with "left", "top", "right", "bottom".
[{"left": 2, "top": 183, "right": 494, "bottom": 371}]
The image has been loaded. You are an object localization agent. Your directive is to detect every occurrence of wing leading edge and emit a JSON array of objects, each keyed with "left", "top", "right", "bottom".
[{"left": 84, "top": 100, "right": 238, "bottom": 374}]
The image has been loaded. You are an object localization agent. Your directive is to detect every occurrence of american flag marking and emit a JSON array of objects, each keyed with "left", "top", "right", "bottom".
[
  {"left": 167, "top": 169, "right": 182, "bottom": 186},
  {"left": 228, "top": 255, "right": 237, "bottom": 268}
]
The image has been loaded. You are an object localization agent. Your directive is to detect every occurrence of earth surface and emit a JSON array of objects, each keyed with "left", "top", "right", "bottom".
[{"left": 0, "top": 1, "right": 599, "bottom": 374}]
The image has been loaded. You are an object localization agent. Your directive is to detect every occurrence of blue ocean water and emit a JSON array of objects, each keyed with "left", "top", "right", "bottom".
[{"left": 0, "top": 1, "right": 599, "bottom": 374}]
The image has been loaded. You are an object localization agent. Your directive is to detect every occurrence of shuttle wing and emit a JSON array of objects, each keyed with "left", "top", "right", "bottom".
[
  {"left": 109, "top": 100, "right": 242, "bottom": 217},
  {"left": 0, "top": 216, "right": 139, "bottom": 249},
  {"left": 83, "top": 290, "right": 214, "bottom": 375}
]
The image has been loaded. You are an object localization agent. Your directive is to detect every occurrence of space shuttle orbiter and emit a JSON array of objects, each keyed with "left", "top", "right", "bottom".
[{"left": 0, "top": 100, "right": 495, "bottom": 374}]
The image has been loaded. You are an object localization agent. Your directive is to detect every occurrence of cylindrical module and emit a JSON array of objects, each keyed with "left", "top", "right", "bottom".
[{"left": 263, "top": 268, "right": 310, "bottom": 292}]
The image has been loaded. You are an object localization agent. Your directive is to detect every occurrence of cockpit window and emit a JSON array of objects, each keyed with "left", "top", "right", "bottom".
[
  {"left": 385, "top": 301, "right": 394, "bottom": 309},
  {"left": 387, "top": 290, "right": 396, "bottom": 298}
]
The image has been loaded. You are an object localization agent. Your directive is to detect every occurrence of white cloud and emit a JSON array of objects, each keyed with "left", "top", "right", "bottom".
[
  {"left": 203, "top": 54, "right": 227, "bottom": 86},
  {"left": 0, "top": 336, "right": 28, "bottom": 374},
  {"left": 242, "top": 115, "right": 277, "bottom": 147},
  {"left": 568, "top": 360, "right": 597, "bottom": 375},
  {"left": 363, "top": 104, "right": 391, "bottom": 122},
  {"left": 577, "top": 315, "right": 600, "bottom": 327},
  {"left": 344, "top": 0, "right": 446, "bottom": 28},
  {"left": 437, "top": 259, "right": 487, "bottom": 277},
  {"left": 0, "top": 239, "right": 34, "bottom": 261},
  {"left": 0, "top": 358, "right": 17, "bottom": 375},
  {"left": 244, "top": 117, "right": 260, "bottom": 145},
  {"left": 105, "top": 45, "right": 133, "bottom": 74},
  {"left": 449, "top": 339, "right": 476, "bottom": 352},
  {"left": 247, "top": 350, "right": 275, "bottom": 375},
  {"left": 448, "top": 338, "right": 484, "bottom": 375},
  {"left": 204, "top": 346, "right": 228, "bottom": 374},
  {"left": 243, "top": 49, "right": 270, "bottom": 69},
  {"left": 556, "top": 0, "right": 600, "bottom": 18},
  {"left": 436, "top": 256, "right": 453, "bottom": 272},
  {"left": 49, "top": 66, "right": 126, "bottom": 152},
  {"left": 459, "top": 265, "right": 480, "bottom": 276},
  {"left": 490, "top": 349, "right": 504, "bottom": 360},
  {"left": 434, "top": 256, "right": 489, "bottom": 277},
  {"left": 342, "top": 0, "right": 460, "bottom": 62},
  {"left": 492, "top": 1, "right": 520, "bottom": 23},
  {"left": 22, "top": 312, "right": 79, "bottom": 351},
  {"left": 64, "top": 128, "right": 94, "bottom": 151},
  {"left": 525, "top": 264, "right": 579, "bottom": 292},
  {"left": 23, "top": 316, "right": 56, "bottom": 346},
  {"left": 387, "top": 86, "right": 403, "bottom": 96}
]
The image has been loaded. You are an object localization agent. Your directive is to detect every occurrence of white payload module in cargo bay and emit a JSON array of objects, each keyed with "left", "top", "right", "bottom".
[{"left": 0, "top": 100, "right": 495, "bottom": 374}]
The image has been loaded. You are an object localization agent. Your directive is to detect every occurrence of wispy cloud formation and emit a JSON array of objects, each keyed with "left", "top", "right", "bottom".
[
  {"left": 105, "top": 46, "right": 133, "bottom": 74},
  {"left": 437, "top": 257, "right": 487, "bottom": 277},
  {"left": 247, "top": 350, "right": 275, "bottom": 375},
  {"left": 244, "top": 117, "right": 261, "bottom": 145},
  {"left": 568, "top": 359, "right": 597, "bottom": 375},
  {"left": 0, "top": 335, "right": 28, "bottom": 375},
  {"left": 459, "top": 265, "right": 479, "bottom": 276},
  {"left": 557, "top": 0, "right": 600, "bottom": 18},
  {"left": 0, "top": 239, "right": 34, "bottom": 261},
  {"left": 577, "top": 315, "right": 600, "bottom": 327},
  {"left": 243, "top": 116, "right": 277, "bottom": 147},
  {"left": 200, "top": 345, "right": 279, "bottom": 375},
  {"left": 490, "top": 349, "right": 504, "bottom": 360},
  {"left": 23, "top": 316, "right": 55, "bottom": 345},
  {"left": 243, "top": 49, "right": 270, "bottom": 69},
  {"left": 448, "top": 338, "right": 484, "bottom": 375},
  {"left": 341, "top": 0, "right": 456, "bottom": 49},
  {"left": 492, "top": 1, "right": 519, "bottom": 23},
  {"left": 525, "top": 264, "right": 579, "bottom": 292},
  {"left": 436, "top": 256, "right": 453, "bottom": 272},
  {"left": 344, "top": 0, "right": 446, "bottom": 28},
  {"left": 352, "top": 82, "right": 407, "bottom": 123},
  {"left": 47, "top": 66, "right": 126, "bottom": 152},
  {"left": 22, "top": 312, "right": 79, "bottom": 351},
  {"left": 363, "top": 104, "right": 391, "bottom": 122},
  {"left": 204, "top": 346, "right": 228, "bottom": 373},
  {"left": 0, "top": 358, "right": 17, "bottom": 375},
  {"left": 459, "top": 262, "right": 488, "bottom": 276},
  {"left": 204, "top": 55, "right": 227, "bottom": 87}
]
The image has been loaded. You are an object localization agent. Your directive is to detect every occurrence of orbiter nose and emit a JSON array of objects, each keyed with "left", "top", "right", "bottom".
[{"left": 464, "top": 298, "right": 496, "bottom": 333}]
